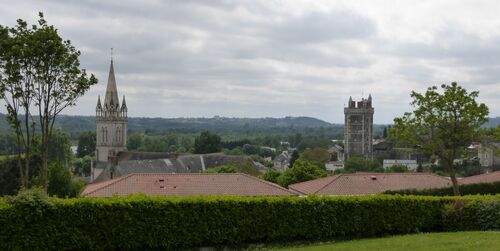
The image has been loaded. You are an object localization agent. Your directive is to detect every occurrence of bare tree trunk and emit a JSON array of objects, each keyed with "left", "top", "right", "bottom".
[{"left": 443, "top": 159, "right": 460, "bottom": 196}]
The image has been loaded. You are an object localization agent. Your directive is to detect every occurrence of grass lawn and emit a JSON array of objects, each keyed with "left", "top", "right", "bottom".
[{"left": 272, "top": 231, "right": 500, "bottom": 251}]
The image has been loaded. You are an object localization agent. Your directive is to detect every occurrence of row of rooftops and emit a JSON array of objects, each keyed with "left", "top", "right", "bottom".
[{"left": 82, "top": 170, "right": 500, "bottom": 198}]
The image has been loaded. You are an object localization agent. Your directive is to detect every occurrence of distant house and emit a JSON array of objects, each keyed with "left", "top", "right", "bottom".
[
  {"left": 477, "top": 144, "right": 500, "bottom": 168},
  {"left": 82, "top": 173, "right": 297, "bottom": 197},
  {"left": 383, "top": 159, "right": 418, "bottom": 171},
  {"left": 325, "top": 161, "right": 344, "bottom": 172},
  {"left": 272, "top": 151, "right": 290, "bottom": 170},
  {"left": 327, "top": 144, "right": 344, "bottom": 162},
  {"left": 288, "top": 173, "right": 452, "bottom": 195}
]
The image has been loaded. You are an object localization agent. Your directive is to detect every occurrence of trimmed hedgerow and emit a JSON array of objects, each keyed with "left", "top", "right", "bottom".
[
  {"left": 384, "top": 181, "right": 500, "bottom": 196},
  {"left": 443, "top": 195, "right": 500, "bottom": 231},
  {"left": 0, "top": 195, "right": 455, "bottom": 250}
]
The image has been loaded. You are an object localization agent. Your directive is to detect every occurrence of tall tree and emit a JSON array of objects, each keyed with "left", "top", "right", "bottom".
[
  {"left": 391, "top": 82, "right": 488, "bottom": 195},
  {"left": 0, "top": 13, "right": 97, "bottom": 189},
  {"left": 0, "top": 17, "right": 40, "bottom": 188},
  {"left": 194, "top": 131, "right": 222, "bottom": 154},
  {"left": 76, "top": 131, "right": 96, "bottom": 157}
]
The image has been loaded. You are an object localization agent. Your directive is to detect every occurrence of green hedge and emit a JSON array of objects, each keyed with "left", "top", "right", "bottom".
[
  {"left": 0, "top": 195, "right": 454, "bottom": 250},
  {"left": 443, "top": 196, "right": 500, "bottom": 231},
  {"left": 384, "top": 181, "right": 500, "bottom": 196}
]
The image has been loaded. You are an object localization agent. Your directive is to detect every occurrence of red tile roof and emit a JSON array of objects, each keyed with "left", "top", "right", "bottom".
[
  {"left": 459, "top": 171, "right": 500, "bottom": 185},
  {"left": 289, "top": 173, "right": 452, "bottom": 195},
  {"left": 82, "top": 173, "right": 296, "bottom": 197}
]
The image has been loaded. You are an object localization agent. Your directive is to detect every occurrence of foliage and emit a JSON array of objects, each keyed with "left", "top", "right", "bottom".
[
  {"left": 344, "top": 157, "right": 383, "bottom": 172},
  {"left": 127, "top": 132, "right": 144, "bottom": 150},
  {"left": 204, "top": 165, "right": 238, "bottom": 173},
  {"left": 277, "top": 160, "right": 327, "bottom": 187},
  {"left": 386, "top": 164, "right": 410, "bottom": 173},
  {"left": 261, "top": 169, "right": 282, "bottom": 184},
  {"left": 205, "top": 162, "right": 260, "bottom": 176},
  {"left": 298, "top": 147, "right": 330, "bottom": 168},
  {"left": 443, "top": 197, "right": 500, "bottom": 231},
  {"left": 385, "top": 180, "right": 500, "bottom": 196},
  {"left": 0, "top": 13, "right": 97, "bottom": 189},
  {"left": 47, "top": 130, "right": 73, "bottom": 165},
  {"left": 0, "top": 195, "right": 458, "bottom": 250},
  {"left": 47, "top": 162, "right": 84, "bottom": 198},
  {"left": 72, "top": 155, "right": 92, "bottom": 176},
  {"left": 194, "top": 131, "right": 222, "bottom": 154},
  {"left": 4, "top": 187, "right": 53, "bottom": 216},
  {"left": 0, "top": 155, "right": 42, "bottom": 196},
  {"left": 290, "top": 150, "right": 299, "bottom": 167},
  {"left": 391, "top": 82, "right": 489, "bottom": 195},
  {"left": 76, "top": 131, "right": 95, "bottom": 157},
  {"left": 0, "top": 157, "right": 20, "bottom": 195}
]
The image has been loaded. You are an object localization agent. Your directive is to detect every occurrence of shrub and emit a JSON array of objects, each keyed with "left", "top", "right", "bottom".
[
  {"left": 0, "top": 195, "right": 453, "bottom": 250},
  {"left": 277, "top": 160, "right": 327, "bottom": 187},
  {"left": 384, "top": 181, "right": 500, "bottom": 196}
]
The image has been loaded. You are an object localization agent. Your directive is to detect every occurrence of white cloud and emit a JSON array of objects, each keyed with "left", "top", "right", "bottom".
[{"left": 0, "top": 0, "right": 499, "bottom": 123}]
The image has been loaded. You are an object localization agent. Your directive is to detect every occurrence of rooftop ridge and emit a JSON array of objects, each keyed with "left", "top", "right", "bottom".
[
  {"left": 288, "top": 175, "right": 340, "bottom": 194},
  {"left": 83, "top": 173, "right": 134, "bottom": 196},
  {"left": 238, "top": 173, "right": 297, "bottom": 194}
]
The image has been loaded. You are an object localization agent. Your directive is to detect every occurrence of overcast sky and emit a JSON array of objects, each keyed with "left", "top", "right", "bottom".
[{"left": 1, "top": 0, "right": 499, "bottom": 123}]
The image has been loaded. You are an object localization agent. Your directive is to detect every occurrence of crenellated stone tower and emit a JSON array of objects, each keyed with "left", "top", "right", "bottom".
[
  {"left": 95, "top": 59, "right": 127, "bottom": 162},
  {"left": 344, "top": 94, "right": 374, "bottom": 159}
]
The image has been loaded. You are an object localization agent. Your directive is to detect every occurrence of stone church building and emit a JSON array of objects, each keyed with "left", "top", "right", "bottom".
[
  {"left": 344, "top": 95, "right": 374, "bottom": 159},
  {"left": 90, "top": 59, "right": 255, "bottom": 182},
  {"left": 95, "top": 59, "right": 128, "bottom": 163}
]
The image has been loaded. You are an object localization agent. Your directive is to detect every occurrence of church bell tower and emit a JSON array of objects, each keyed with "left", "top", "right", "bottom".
[{"left": 95, "top": 56, "right": 128, "bottom": 162}]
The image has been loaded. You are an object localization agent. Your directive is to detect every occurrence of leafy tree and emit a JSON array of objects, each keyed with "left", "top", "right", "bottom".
[
  {"left": 391, "top": 82, "right": 489, "bottom": 195},
  {"left": 344, "top": 157, "right": 383, "bottom": 172},
  {"left": 0, "top": 157, "right": 20, "bottom": 195},
  {"left": 204, "top": 165, "right": 237, "bottom": 173},
  {"left": 48, "top": 130, "right": 73, "bottom": 166},
  {"left": 261, "top": 169, "right": 282, "bottom": 184},
  {"left": 72, "top": 155, "right": 92, "bottom": 176},
  {"left": 0, "top": 13, "right": 97, "bottom": 189},
  {"left": 204, "top": 162, "right": 260, "bottom": 176},
  {"left": 277, "top": 160, "right": 327, "bottom": 187},
  {"left": 194, "top": 131, "right": 222, "bottom": 154},
  {"left": 127, "top": 132, "right": 144, "bottom": 150},
  {"left": 386, "top": 164, "right": 410, "bottom": 173},
  {"left": 299, "top": 147, "right": 330, "bottom": 168},
  {"left": 290, "top": 150, "right": 299, "bottom": 167},
  {"left": 76, "top": 131, "right": 95, "bottom": 157},
  {"left": 47, "top": 162, "right": 84, "bottom": 198}
]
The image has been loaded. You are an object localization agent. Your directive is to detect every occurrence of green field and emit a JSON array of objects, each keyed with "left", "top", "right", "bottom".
[{"left": 273, "top": 231, "right": 500, "bottom": 251}]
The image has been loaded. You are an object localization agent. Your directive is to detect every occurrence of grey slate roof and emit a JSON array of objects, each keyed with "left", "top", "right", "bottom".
[{"left": 93, "top": 152, "right": 255, "bottom": 183}]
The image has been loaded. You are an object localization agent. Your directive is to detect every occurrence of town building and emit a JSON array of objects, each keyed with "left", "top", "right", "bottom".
[
  {"left": 91, "top": 59, "right": 256, "bottom": 182},
  {"left": 95, "top": 59, "right": 127, "bottom": 163},
  {"left": 383, "top": 159, "right": 418, "bottom": 171},
  {"left": 344, "top": 95, "right": 374, "bottom": 159}
]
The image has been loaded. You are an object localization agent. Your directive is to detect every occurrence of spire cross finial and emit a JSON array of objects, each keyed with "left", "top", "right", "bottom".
[{"left": 111, "top": 47, "right": 113, "bottom": 60}]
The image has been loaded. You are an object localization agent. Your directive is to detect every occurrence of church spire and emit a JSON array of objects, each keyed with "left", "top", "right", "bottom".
[
  {"left": 121, "top": 95, "right": 127, "bottom": 109},
  {"left": 104, "top": 51, "right": 119, "bottom": 109},
  {"left": 96, "top": 95, "right": 102, "bottom": 109}
]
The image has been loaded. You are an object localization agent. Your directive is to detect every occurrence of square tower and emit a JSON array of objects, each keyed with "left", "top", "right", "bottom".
[{"left": 344, "top": 95, "right": 374, "bottom": 159}]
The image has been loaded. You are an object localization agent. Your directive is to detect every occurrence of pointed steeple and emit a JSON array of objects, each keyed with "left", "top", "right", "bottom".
[
  {"left": 104, "top": 59, "right": 120, "bottom": 109},
  {"left": 368, "top": 94, "right": 372, "bottom": 101},
  {"left": 121, "top": 95, "right": 127, "bottom": 109},
  {"left": 96, "top": 95, "right": 102, "bottom": 109}
]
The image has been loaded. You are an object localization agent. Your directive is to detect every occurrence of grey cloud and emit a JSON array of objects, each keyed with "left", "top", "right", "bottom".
[{"left": 269, "top": 10, "right": 376, "bottom": 44}]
